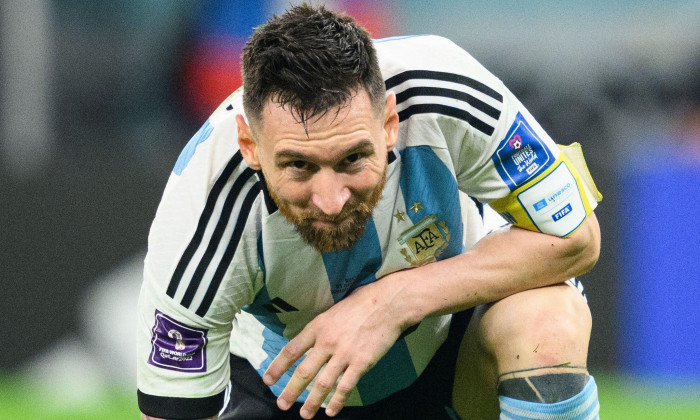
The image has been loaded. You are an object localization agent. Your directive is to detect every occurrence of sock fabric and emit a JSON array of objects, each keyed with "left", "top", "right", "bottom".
[
  {"left": 498, "top": 376, "right": 599, "bottom": 420},
  {"left": 498, "top": 373, "right": 589, "bottom": 403}
]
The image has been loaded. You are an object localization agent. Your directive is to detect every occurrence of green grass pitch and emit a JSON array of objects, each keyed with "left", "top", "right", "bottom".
[{"left": 1, "top": 372, "right": 699, "bottom": 419}]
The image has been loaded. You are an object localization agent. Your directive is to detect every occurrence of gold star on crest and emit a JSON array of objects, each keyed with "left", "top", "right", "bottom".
[
  {"left": 394, "top": 209, "right": 406, "bottom": 222},
  {"left": 410, "top": 202, "right": 423, "bottom": 213}
]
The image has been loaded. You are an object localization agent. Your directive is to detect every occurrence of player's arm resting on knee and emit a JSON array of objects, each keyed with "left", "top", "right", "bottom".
[
  {"left": 387, "top": 142, "right": 603, "bottom": 324},
  {"left": 380, "top": 213, "right": 600, "bottom": 327}
]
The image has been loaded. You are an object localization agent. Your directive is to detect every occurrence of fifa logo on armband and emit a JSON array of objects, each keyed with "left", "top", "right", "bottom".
[{"left": 552, "top": 203, "right": 573, "bottom": 222}]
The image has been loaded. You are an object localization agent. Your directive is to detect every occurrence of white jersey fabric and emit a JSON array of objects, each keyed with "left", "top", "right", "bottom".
[{"left": 137, "top": 35, "right": 598, "bottom": 415}]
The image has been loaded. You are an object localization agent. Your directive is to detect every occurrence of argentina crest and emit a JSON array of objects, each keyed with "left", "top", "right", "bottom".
[{"left": 398, "top": 214, "right": 451, "bottom": 267}]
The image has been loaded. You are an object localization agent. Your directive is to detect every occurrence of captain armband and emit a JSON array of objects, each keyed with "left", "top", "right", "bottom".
[{"left": 490, "top": 143, "right": 602, "bottom": 237}]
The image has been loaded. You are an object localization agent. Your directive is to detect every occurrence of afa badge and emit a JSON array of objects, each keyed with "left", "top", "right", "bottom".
[
  {"left": 398, "top": 215, "right": 451, "bottom": 267},
  {"left": 492, "top": 112, "right": 553, "bottom": 190}
]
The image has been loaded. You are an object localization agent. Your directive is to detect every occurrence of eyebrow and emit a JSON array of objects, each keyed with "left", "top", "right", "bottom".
[{"left": 275, "top": 139, "right": 376, "bottom": 163}]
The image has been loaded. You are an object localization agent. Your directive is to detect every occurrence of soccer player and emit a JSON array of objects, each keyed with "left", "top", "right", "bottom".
[{"left": 137, "top": 5, "right": 602, "bottom": 419}]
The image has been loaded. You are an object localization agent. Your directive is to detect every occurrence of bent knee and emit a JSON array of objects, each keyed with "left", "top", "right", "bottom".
[{"left": 478, "top": 283, "right": 592, "bottom": 371}]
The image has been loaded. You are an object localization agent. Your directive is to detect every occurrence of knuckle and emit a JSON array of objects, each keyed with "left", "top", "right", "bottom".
[
  {"left": 314, "top": 377, "right": 335, "bottom": 392},
  {"left": 305, "top": 394, "right": 322, "bottom": 407},
  {"left": 282, "top": 343, "right": 302, "bottom": 359},
  {"left": 334, "top": 381, "right": 353, "bottom": 396},
  {"left": 294, "top": 365, "right": 314, "bottom": 381},
  {"left": 353, "top": 355, "right": 375, "bottom": 371},
  {"left": 317, "top": 335, "right": 339, "bottom": 349}
]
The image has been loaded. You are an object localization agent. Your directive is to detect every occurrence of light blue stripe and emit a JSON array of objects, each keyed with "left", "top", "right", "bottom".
[
  {"left": 258, "top": 326, "right": 309, "bottom": 402},
  {"left": 173, "top": 120, "right": 214, "bottom": 175},
  {"left": 321, "top": 217, "right": 419, "bottom": 404},
  {"left": 313, "top": 145, "right": 465, "bottom": 405},
  {"left": 499, "top": 376, "right": 599, "bottom": 419},
  {"left": 399, "top": 146, "right": 464, "bottom": 259},
  {"left": 320, "top": 176, "right": 434, "bottom": 404},
  {"left": 321, "top": 219, "right": 382, "bottom": 302},
  {"left": 242, "top": 286, "right": 309, "bottom": 402}
]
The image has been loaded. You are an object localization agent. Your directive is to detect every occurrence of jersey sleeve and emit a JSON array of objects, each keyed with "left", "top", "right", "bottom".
[
  {"left": 378, "top": 35, "right": 601, "bottom": 237},
  {"left": 137, "top": 90, "right": 265, "bottom": 418},
  {"left": 457, "top": 81, "right": 602, "bottom": 237}
]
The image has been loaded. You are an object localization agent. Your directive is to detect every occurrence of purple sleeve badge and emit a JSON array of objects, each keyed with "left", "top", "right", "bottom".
[{"left": 148, "top": 310, "right": 208, "bottom": 373}]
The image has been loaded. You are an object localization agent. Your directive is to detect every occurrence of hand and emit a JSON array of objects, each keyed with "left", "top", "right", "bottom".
[{"left": 263, "top": 281, "right": 409, "bottom": 419}]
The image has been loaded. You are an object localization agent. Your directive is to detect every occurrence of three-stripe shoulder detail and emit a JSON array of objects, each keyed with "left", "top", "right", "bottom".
[
  {"left": 166, "top": 151, "right": 263, "bottom": 317},
  {"left": 385, "top": 70, "right": 503, "bottom": 136}
]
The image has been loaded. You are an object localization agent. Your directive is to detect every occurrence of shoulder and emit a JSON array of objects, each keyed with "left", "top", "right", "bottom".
[
  {"left": 375, "top": 35, "right": 502, "bottom": 91},
  {"left": 172, "top": 88, "right": 246, "bottom": 179},
  {"left": 168, "top": 89, "right": 276, "bottom": 213},
  {"left": 376, "top": 36, "right": 506, "bottom": 152}
]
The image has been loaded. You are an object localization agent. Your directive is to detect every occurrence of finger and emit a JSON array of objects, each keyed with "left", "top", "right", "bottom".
[
  {"left": 264, "top": 331, "right": 316, "bottom": 386},
  {"left": 324, "top": 366, "right": 364, "bottom": 417},
  {"left": 299, "top": 360, "right": 347, "bottom": 419},
  {"left": 276, "top": 350, "right": 330, "bottom": 412}
]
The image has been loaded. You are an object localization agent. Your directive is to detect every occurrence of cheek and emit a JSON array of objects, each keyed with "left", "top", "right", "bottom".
[
  {"left": 271, "top": 177, "right": 311, "bottom": 207},
  {"left": 352, "top": 178, "right": 380, "bottom": 198},
  {"left": 260, "top": 156, "right": 311, "bottom": 211},
  {"left": 352, "top": 162, "right": 386, "bottom": 194}
]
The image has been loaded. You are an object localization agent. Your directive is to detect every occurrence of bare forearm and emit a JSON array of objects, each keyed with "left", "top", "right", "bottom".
[{"left": 390, "top": 213, "right": 601, "bottom": 326}]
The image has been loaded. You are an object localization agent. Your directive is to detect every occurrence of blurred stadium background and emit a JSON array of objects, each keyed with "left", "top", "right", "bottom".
[{"left": 1, "top": 0, "right": 699, "bottom": 418}]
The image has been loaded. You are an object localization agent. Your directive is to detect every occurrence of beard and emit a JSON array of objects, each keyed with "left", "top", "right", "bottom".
[{"left": 269, "top": 169, "right": 387, "bottom": 253}]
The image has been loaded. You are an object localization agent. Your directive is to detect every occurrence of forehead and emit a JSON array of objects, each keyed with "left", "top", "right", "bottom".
[{"left": 255, "top": 90, "right": 381, "bottom": 147}]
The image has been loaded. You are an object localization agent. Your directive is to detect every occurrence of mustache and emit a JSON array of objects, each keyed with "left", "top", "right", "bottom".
[{"left": 298, "top": 202, "right": 373, "bottom": 224}]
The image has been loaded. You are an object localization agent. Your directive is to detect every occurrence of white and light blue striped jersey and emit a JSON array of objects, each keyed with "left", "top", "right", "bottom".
[{"left": 137, "top": 35, "right": 599, "bottom": 415}]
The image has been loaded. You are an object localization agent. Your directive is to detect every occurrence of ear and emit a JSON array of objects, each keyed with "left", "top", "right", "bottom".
[
  {"left": 236, "top": 114, "right": 261, "bottom": 170},
  {"left": 383, "top": 91, "right": 399, "bottom": 151}
]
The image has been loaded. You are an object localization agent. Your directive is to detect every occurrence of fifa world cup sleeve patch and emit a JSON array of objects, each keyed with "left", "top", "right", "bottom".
[
  {"left": 490, "top": 143, "right": 602, "bottom": 237},
  {"left": 148, "top": 310, "right": 208, "bottom": 373},
  {"left": 492, "top": 112, "right": 554, "bottom": 190}
]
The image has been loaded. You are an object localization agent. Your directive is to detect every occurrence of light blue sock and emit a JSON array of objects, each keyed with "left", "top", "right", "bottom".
[{"left": 498, "top": 376, "right": 600, "bottom": 420}]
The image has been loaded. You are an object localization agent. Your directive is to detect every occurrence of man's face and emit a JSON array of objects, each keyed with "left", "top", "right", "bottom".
[{"left": 237, "top": 90, "right": 398, "bottom": 253}]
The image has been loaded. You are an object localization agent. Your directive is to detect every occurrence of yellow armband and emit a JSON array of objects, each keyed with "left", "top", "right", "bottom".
[{"left": 490, "top": 143, "right": 602, "bottom": 237}]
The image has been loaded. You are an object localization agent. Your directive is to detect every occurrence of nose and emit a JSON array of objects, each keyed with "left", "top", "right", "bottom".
[{"left": 311, "top": 170, "right": 351, "bottom": 217}]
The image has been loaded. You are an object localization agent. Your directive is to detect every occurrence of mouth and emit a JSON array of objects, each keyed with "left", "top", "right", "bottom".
[{"left": 311, "top": 216, "right": 347, "bottom": 229}]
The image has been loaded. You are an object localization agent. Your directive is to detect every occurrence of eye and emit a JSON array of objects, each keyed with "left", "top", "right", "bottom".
[
  {"left": 344, "top": 153, "right": 361, "bottom": 164},
  {"left": 343, "top": 153, "right": 365, "bottom": 165},
  {"left": 289, "top": 160, "right": 308, "bottom": 170}
]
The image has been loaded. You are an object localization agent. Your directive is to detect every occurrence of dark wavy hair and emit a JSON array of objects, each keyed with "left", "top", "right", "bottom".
[{"left": 241, "top": 4, "right": 385, "bottom": 132}]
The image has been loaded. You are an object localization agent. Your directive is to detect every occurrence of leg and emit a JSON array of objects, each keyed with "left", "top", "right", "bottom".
[{"left": 452, "top": 282, "right": 594, "bottom": 419}]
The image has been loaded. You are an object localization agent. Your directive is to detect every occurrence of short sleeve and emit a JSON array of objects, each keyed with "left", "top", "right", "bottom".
[{"left": 137, "top": 90, "right": 265, "bottom": 418}]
